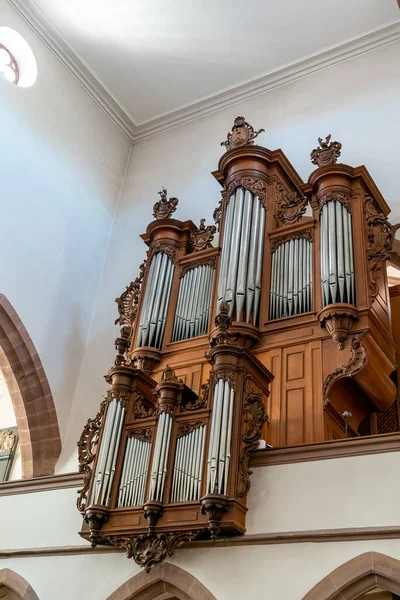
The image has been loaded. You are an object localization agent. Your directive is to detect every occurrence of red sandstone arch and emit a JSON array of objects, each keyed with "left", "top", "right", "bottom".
[
  {"left": 106, "top": 563, "right": 217, "bottom": 600},
  {"left": 0, "top": 295, "right": 61, "bottom": 478},
  {"left": 0, "top": 568, "right": 40, "bottom": 599},
  {"left": 302, "top": 552, "right": 400, "bottom": 600}
]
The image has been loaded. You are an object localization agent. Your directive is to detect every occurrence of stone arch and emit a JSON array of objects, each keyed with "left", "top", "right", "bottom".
[
  {"left": 106, "top": 563, "right": 217, "bottom": 600},
  {"left": 0, "top": 568, "right": 40, "bottom": 599},
  {"left": 302, "top": 552, "right": 400, "bottom": 600},
  {"left": 0, "top": 294, "right": 61, "bottom": 478}
]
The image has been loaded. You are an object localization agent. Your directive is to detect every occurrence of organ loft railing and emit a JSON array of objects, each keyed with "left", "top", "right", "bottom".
[{"left": 77, "top": 117, "right": 399, "bottom": 570}]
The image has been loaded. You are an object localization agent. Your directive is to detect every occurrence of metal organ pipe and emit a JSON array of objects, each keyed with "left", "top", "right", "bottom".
[
  {"left": 92, "top": 398, "right": 126, "bottom": 507},
  {"left": 217, "top": 187, "right": 265, "bottom": 325},
  {"left": 118, "top": 435, "right": 152, "bottom": 507},
  {"left": 172, "top": 264, "right": 215, "bottom": 342},
  {"left": 149, "top": 411, "right": 173, "bottom": 502},
  {"left": 137, "top": 251, "right": 175, "bottom": 349},
  {"left": 269, "top": 237, "right": 313, "bottom": 320},
  {"left": 320, "top": 200, "right": 355, "bottom": 306},
  {"left": 207, "top": 379, "right": 235, "bottom": 495},
  {"left": 171, "top": 425, "right": 206, "bottom": 502}
]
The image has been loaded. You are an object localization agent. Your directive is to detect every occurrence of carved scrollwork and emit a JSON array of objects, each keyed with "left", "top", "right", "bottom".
[
  {"left": 213, "top": 199, "right": 222, "bottom": 231},
  {"left": 181, "top": 381, "right": 209, "bottom": 412},
  {"left": 153, "top": 187, "right": 179, "bottom": 220},
  {"left": 180, "top": 257, "right": 216, "bottom": 278},
  {"left": 190, "top": 219, "right": 216, "bottom": 252},
  {"left": 108, "top": 531, "right": 199, "bottom": 572},
  {"left": 133, "top": 391, "right": 155, "bottom": 419},
  {"left": 115, "top": 261, "right": 146, "bottom": 328},
  {"left": 221, "top": 116, "right": 264, "bottom": 151},
  {"left": 149, "top": 242, "right": 177, "bottom": 264},
  {"left": 275, "top": 182, "right": 308, "bottom": 225},
  {"left": 160, "top": 365, "right": 182, "bottom": 384},
  {"left": 365, "top": 196, "right": 394, "bottom": 299},
  {"left": 107, "top": 389, "right": 130, "bottom": 409},
  {"left": 177, "top": 419, "right": 206, "bottom": 438},
  {"left": 227, "top": 176, "right": 267, "bottom": 208},
  {"left": 76, "top": 399, "right": 107, "bottom": 515},
  {"left": 310, "top": 134, "right": 342, "bottom": 167},
  {"left": 237, "top": 376, "right": 268, "bottom": 498},
  {"left": 214, "top": 369, "right": 236, "bottom": 391},
  {"left": 323, "top": 333, "right": 368, "bottom": 404},
  {"left": 319, "top": 191, "right": 351, "bottom": 213},
  {"left": 271, "top": 229, "right": 312, "bottom": 253},
  {"left": 131, "top": 428, "right": 153, "bottom": 443}
]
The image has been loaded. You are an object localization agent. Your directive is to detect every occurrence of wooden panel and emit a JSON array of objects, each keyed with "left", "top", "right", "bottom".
[
  {"left": 287, "top": 352, "right": 304, "bottom": 380},
  {"left": 286, "top": 388, "right": 305, "bottom": 446}
]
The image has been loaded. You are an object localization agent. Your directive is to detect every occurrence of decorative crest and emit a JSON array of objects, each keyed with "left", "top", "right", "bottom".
[
  {"left": 160, "top": 365, "right": 181, "bottom": 384},
  {"left": 310, "top": 134, "right": 342, "bottom": 167},
  {"left": 221, "top": 116, "right": 264, "bottom": 151},
  {"left": 190, "top": 219, "right": 216, "bottom": 252},
  {"left": 275, "top": 183, "right": 308, "bottom": 225},
  {"left": 153, "top": 187, "right": 179, "bottom": 220},
  {"left": 215, "top": 300, "right": 231, "bottom": 332}
]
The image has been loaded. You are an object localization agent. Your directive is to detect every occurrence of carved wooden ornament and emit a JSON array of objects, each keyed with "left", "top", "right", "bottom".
[
  {"left": 190, "top": 219, "right": 216, "bottom": 252},
  {"left": 221, "top": 116, "right": 264, "bottom": 150},
  {"left": 275, "top": 182, "right": 308, "bottom": 225},
  {"left": 310, "top": 134, "right": 342, "bottom": 167},
  {"left": 153, "top": 187, "right": 179, "bottom": 219}
]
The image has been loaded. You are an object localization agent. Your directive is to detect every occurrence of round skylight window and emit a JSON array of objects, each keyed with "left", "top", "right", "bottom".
[{"left": 0, "top": 27, "right": 37, "bottom": 87}]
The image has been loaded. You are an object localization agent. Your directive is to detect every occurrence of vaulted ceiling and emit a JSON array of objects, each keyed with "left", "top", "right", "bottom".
[{"left": 7, "top": 0, "right": 400, "bottom": 138}]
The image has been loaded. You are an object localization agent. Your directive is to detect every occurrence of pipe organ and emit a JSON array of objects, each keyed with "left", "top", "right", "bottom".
[{"left": 78, "top": 117, "right": 399, "bottom": 571}]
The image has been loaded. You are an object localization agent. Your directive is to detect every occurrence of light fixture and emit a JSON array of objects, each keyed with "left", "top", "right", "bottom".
[{"left": 0, "top": 43, "right": 19, "bottom": 84}]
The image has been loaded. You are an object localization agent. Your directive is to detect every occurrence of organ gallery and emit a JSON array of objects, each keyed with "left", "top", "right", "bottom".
[{"left": 77, "top": 117, "right": 399, "bottom": 570}]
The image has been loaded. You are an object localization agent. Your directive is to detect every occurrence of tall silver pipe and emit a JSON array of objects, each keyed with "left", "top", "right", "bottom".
[
  {"left": 253, "top": 198, "right": 265, "bottom": 324},
  {"left": 118, "top": 437, "right": 131, "bottom": 507},
  {"left": 347, "top": 210, "right": 355, "bottom": 304},
  {"left": 224, "top": 387, "right": 235, "bottom": 495},
  {"left": 92, "top": 399, "right": 116, "bottom": 504},
  {"left": 217, "top": 381, "right": 231, "bottom": 493},
  {"left": 217, "top": 193, "right": 236, "bottom": 305},
  {"left": 130, "top": 438, "right": 145, "bottom": 506},
  {"left": 94, "top": 400, "right": 119, "bottom": 505},
  {"left": 236, "top": 190, "right": 253, "bottom": 320},
  {"left": 269, "top": 250, "right": 277, "bottom": 320},
  {"left": 155, "top": 258, "right": 174, "bottom": 348},
  {"left": 225, "top": 188, "right": 245, "bottom": 310},
  {"left": 245, "top": 196, "right": 260, "bottom": 322},
  {"left": 138, "top": 253, "right": 163, "bottom": 346},
  {"left": 207, "top": 379, "right": 222, "bottom": 494},
  {"left": 336, "top": 201, "right": 345, "bottom": 301}
]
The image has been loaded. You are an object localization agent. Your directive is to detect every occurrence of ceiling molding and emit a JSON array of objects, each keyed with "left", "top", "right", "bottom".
[{"left": 6, "top": 0, "right": 400, "bottom": 143}]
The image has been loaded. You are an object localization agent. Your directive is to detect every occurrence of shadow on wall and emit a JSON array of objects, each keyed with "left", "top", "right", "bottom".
[
  {"left": 0, "top": 294, "right": 61, "bottom": 478},
  {"left": 0, "top": 568, "right": 40, "bottom": 599}
]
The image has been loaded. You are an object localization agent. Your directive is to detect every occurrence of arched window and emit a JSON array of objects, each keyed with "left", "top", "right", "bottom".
[
  {"left": 0, "top": 568, "right": 40, "bottom": 599},
  {"left": 0, "top": 27, "right": 37, "bottom": 87},
  {"left": 0, "top": 295, "right": 61, "bottom": 479}
]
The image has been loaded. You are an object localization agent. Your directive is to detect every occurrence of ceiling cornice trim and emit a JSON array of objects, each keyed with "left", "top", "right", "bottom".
[
  {"left": 6, "top": 0, "right": 138, "bottom": 141},
  {"left": 6, "top": 0, "right": 400, "bottom": 144}
]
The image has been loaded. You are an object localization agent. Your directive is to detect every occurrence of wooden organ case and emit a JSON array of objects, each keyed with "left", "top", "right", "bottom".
[{"left": 77, "top": 118, "right": 399, "bottom": 570}]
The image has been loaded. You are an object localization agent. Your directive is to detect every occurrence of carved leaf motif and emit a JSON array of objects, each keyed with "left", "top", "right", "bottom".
[
  {"left": 131, "top": 428, "right": 153, "bottom": 443},
  {"left": 221, "top": 116, "right": 264, "bottom": 150},
  {"left": 275, "top": 183, "right": 308, "bottom": 225},
  {"left": 177, "top": 420, "right": 206, "bottom": 438},
  {"left": 149, "top": 243, "right": 177, "bottom": 264},
  {"left": 271, "top": 229, "right": 312, "bottom": 253},
  {"left": 364, "top": 197, "right": 393, "bottom": 299},
  {"left": 107, "top": 389, "right": 130, "bottom": 409},
  {"left": 153, "top": 187, "right": 179, "bottom": 220},
  {"left": 133, "top": 392, "right": 155, "bottom": 419},
  {"left": 213, "top": 200, "right": 222, "bottom": 231},
  {"left": 227, "top": 176, "right": 267, "bottom": 208},
  {"left": 76, "top": 399, "right": 107, "bottom": 515},
  {"left": 181, "top": 381, "right": 209, "bottom": 412},
  {"left": 108, "top": 531, "right": 199, "bottom": 572},
  {"left": 237, "top": 376, "right": 268, "bottom": 498},
  {"left": 180, "top": 257, "right": 216, "bottom": 278},
  {"left": 319, "top": 191, "right": 351, "bottom": 213},
  {"left": 323, "top": 334, "right": 367, "bottom": 404},
  {"left": 214, "top": 369, "right": 236, "bottom": 391}
]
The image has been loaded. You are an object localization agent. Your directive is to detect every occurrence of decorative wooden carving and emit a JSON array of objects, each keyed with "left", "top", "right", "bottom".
[
  {"left": 227, "top": 176, "right": 267, "bottom": 207},
  {"left": 181, "top": 381, "right": 209, "bottom": 412},
  {"left": 319, "top": 305, "right": 358, "bottom": 350},
  {"left": 270, "top": 229, "right": 312, "bottom": 253},
  {"left": 200, "top": 495, "right": 229, "bottom": 540},
  {"left": 221, "top": 116, "right": 264, "bottom": 150},
  {"left": 319, "top": 191, "right": 351, "bottom": 212},
  {"left": 323, "top": 334, "right": 368, "bottom": 404},
  {"left": 275, "top": 182, "right": 308, "bottom": 225},
  {"left": 153, "top": 187, "right": 179, "bottom": 220},
  {"left": 237, "top": 376, "right": 268, "bottom": 498},
  {"left": 109, "top": 531, "right": 199, "bottom": 572},
  {"left": 131, "top": 428, "right": 153, "bottom": 442},
  {"left": 76, "top": 399, "right": 107, "bottom": 515},
  {"left": 365, "top": 196, "right": 394, "bottom": 299},
  {"left": 310, "top": 134, "right": 342, "bottom": 167},
  {"left": 213, "top": 198, "right": 223, "bottom": 230},
  {"left": 134, "top": 392, "right": 155, "bottom": 419},
  {"left": 177, "top": 420, "right": 206, "bottom": 437},
  {"left": 115, "top": 261, "right": 146, "bottom": 328},
  {"left": 149, "top": 242, "right": 177, "bottom": 263},
  {"left": 180, "top": 256, "right": 216, "bottom": 277},
  {"left": 107, "top": 389, "right": 130, "bottom": 408},
  {"left": 190, "top": 219, "right": 216, "bottom": 252}
]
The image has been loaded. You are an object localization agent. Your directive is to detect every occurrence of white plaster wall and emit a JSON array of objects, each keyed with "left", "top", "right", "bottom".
[
  {"left": 0, "top": 0, "right": 131, "bottom": 446},
  {"left": 2, "top": 539, "right": 400, "bottom": 600},
  {"left": 61, "top": 39, "right": 400, "bottom": 472}
]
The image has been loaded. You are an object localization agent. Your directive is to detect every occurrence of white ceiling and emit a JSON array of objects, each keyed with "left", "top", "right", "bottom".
[{"left": 11, "top": 0, "right": 400, "bottom": 131}]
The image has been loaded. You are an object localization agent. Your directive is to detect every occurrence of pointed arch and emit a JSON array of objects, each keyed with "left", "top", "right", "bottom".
[
  {"left": 0, "top": 568, "right": 40, "bottom": 599},
  {"left": 106, "top": 563, "right": 217, "bottom": 600},
  {"left": 302, "top": 552, "right": 400, "bottom": 600},
  {"left": 0, "top": 294, "right": 61, "bottom": 478}
]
